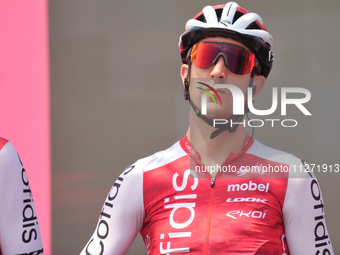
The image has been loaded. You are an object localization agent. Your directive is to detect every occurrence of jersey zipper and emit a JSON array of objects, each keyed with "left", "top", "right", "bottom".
[
  {"left": 210, "top": 177, "right": 216, "bottom": 187},
  {"left": 205, "top": 177, "right": 215, "bottom": 254}
]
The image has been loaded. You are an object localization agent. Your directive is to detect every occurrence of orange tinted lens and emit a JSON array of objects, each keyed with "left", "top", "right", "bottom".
[
  {"left": 190, "top": 42, "right": 217, "bottom": 69},
  {"left": 190, "top": 42, "right": 255, "bottom": 75}
]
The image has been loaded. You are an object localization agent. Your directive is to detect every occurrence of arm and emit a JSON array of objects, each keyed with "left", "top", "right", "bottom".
[
  {"left": 283, "top": 159, "right": 334, "bottom": 254},
  {"left": 80, "top": 164, "right": 144, "bottom": 255},
  {"left": 0, "top": 138, "right": 44, "bottom": 255}
]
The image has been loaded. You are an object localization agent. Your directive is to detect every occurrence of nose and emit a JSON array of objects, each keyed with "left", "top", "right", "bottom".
[{"left": 210, "top": 55, "right": 229, "bottom": 79}]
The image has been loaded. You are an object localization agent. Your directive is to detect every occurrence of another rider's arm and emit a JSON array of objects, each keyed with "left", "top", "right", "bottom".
[
  {"left": 282, "top": 158, "right": 334, "bottom": 254},
  {"left": 0, "top": 138, "right": 44, "bottom": 255},
  {"left": 80, "top": 164, "right": 144, "bottom": 255}
]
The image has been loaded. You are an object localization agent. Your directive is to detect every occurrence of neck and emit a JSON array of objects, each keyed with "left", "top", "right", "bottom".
[{"left": 186, "top": 109, "right": 248, "bottom": 169}]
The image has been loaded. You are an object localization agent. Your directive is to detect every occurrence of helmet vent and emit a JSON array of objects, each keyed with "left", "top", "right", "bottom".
[
  {"left": 215, "top": 9, "right": 223, "bottom": 22},
  {"left": 246, "top": 21, "right": 262, "bottom": 30},
  {"left": 232, "top": 10, "right": 245, "bottom": 24},
  {"left": 196, "top": 14, "right": 206, "bottom": 23}
]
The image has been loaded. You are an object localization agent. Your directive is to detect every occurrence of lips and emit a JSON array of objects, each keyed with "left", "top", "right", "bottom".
[{"left": 213, "top": 89, "right": 225, "bottom": 94}]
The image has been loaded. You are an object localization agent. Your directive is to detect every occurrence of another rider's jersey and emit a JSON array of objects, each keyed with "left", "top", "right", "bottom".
[
  {"left": 81, "top": 135, "right": 333, "bottom": 255},
  {"left": 0, "top": 138, "right": 44, "bottom": 255}
]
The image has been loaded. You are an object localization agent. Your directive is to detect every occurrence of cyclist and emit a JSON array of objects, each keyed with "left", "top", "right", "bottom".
[
  {"left": 0, "top": 137, "right": 44, "bottom": 254},
  {"left": 81, "top": 2, "right": 333, "bottom": 254}
]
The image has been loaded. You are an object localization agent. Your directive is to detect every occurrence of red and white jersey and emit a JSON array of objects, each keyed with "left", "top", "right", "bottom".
[
  {"left": 81, "top": 135, "right": 333, "bottom": 255},
  {"left": 0, "top": 138, "right": 44, "bottom": 255}
]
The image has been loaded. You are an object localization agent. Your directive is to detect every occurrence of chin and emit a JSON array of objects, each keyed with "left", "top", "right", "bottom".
[{"left": 205, "top": 107, "right": 232, "bottom": 120}]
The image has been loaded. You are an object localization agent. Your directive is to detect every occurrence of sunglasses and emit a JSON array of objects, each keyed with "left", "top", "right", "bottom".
[{"left": 189, "top": 41, "right": 260, "bottom": 75}]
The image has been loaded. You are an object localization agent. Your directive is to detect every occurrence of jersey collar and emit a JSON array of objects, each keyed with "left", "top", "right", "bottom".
[{"left": 179, "top": 133, "right": 254, "bottom": 167}]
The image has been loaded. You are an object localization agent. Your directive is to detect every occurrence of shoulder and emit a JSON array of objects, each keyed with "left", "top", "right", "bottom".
[
  {"left": 0, "top": 137, "right": 10, "bottom": 152},
  {"left": 247, "top": 139, "right": 311, "bottom": 178},
  {"left": 0, "top": 137, "right": 20, "bottom": 159},
  {"left": 111, "top": 140, "right": 187, "bottom": 192},
  {"left": 247, "top": 139, "right": 295, "bottom": 163},
  {"left": 250, "top": 141, "right": 320, "bottom": 209},
  {"left": 0, "top": 137, "right": 21, "bottom": 167},
  {"left": 129, "top": 140, "right": 187, "bottom": 174},
  {"left": 0, "top": 138, "right": 24, "bottom": 186}
]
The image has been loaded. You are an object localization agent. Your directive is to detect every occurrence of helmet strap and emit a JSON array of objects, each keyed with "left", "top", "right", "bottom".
[{"left": 183, "top": 61, "right": 191, "bottom": 100}]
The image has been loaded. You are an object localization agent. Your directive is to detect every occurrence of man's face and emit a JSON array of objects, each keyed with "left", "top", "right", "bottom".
[{"left": 181, "top": 36, "right": 264, "bottom": 121}]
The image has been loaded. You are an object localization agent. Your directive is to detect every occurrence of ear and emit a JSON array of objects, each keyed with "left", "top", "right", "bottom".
[
  {"left": 253, "top": 75, "right": 265, "bottom": 97},
  {"left": 180, "top": 64, "right": 189, "bottom": 86}
]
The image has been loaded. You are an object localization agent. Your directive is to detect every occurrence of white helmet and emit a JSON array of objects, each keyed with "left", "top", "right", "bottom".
[{"left": 179, "top": 2, "right": 274, "bottom": 78}]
